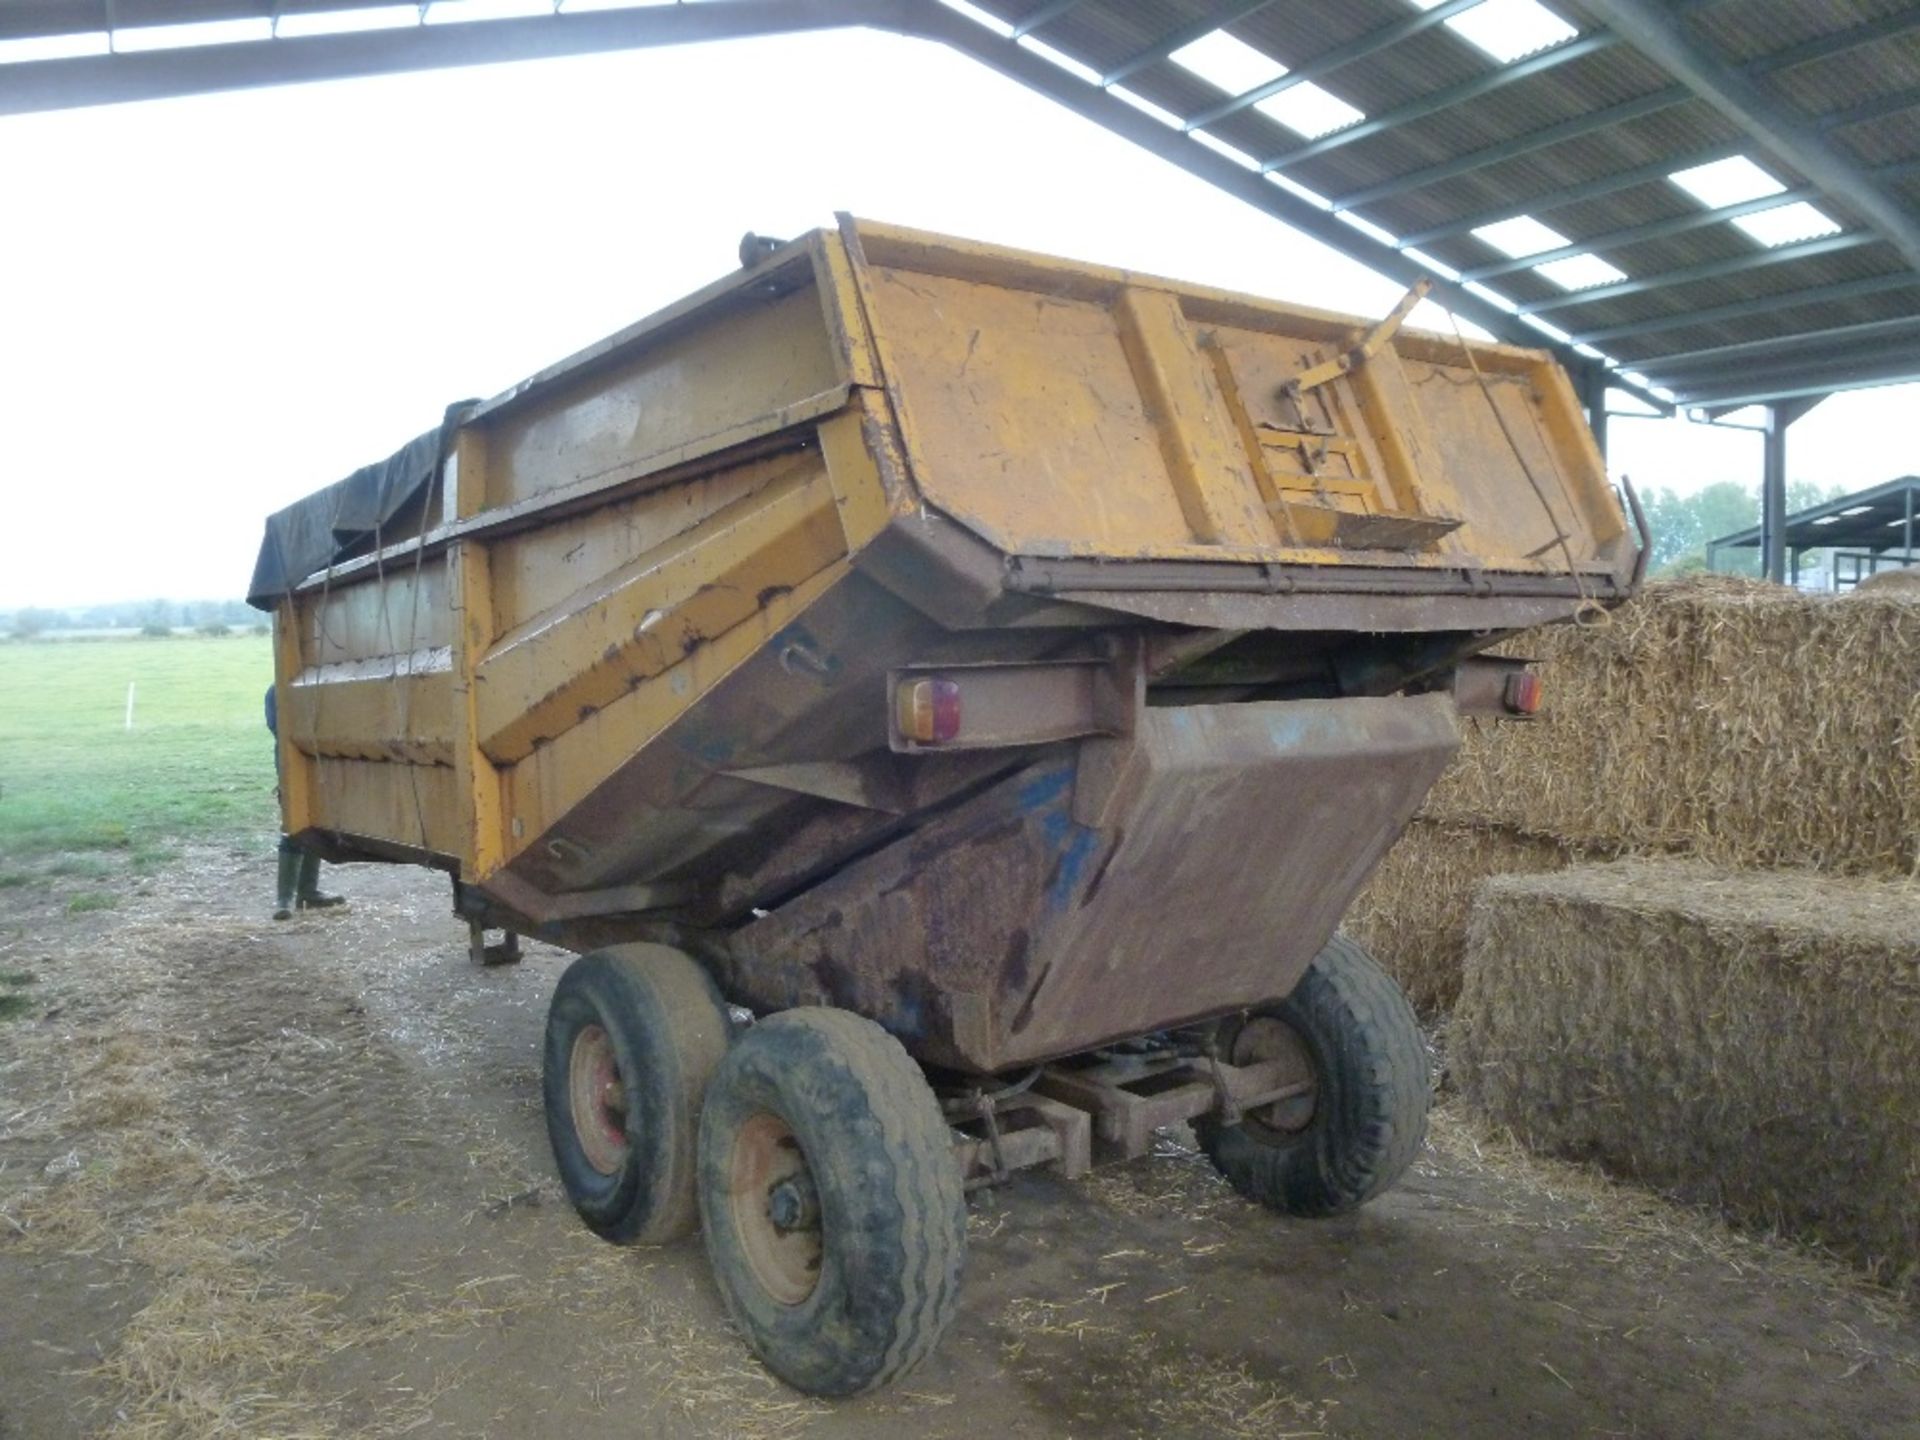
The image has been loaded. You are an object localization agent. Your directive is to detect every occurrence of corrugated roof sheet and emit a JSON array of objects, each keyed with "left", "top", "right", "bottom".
[
  {"left": 4, "top": 0, "right": 1919, "bottom": 408},
  {"left": 990, "top": 0, "right": 1920, "bottom": 408}
]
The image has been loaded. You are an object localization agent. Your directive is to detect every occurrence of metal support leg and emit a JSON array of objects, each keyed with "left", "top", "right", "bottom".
[
  {"left": 1760, "top": 395, "right": 1826, "bottom": 584},
  {"left": 1762, "top": 404, "right": 1788, "bottom": 584},
  {"left": 469, "top": 917, "right": 524, "bottom": 967},
  {"left": 1579, "top": 364, "right": 1610, "bottom": 462}
]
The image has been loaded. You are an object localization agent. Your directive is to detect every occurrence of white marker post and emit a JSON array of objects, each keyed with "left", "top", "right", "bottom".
[{"left": 125, "top": 681, "right": 136, "bottom": 731}]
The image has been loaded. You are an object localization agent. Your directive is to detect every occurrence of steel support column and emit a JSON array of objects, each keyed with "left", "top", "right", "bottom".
[
  {"left": 1760, "top": 396, "right": 1823, "bottom": 584},
  {"left": 1761, "top": 405, "right": 1788, "bottom": 583},
  {"left": 1577, "top": 363, "right": 1610, "bottom": 461}
]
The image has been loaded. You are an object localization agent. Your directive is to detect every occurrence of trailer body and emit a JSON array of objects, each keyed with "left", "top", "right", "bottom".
[{"left": 252, "top": 219, "right": 1634, "bottom": 1075}]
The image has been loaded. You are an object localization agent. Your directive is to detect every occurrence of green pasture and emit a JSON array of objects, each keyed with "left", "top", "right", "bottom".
[{"left": 0, "top": 634, "right": 277, "bottom": 872}]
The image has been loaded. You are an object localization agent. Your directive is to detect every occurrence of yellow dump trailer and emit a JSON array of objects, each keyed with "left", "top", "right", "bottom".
[{"left": 250, "top": 219, "right": 1638, "bottom": 1396}]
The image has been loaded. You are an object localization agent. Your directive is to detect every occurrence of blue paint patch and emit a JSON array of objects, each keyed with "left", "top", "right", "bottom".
[
  {"left": 1016, "top": 765, "right": 1073, "bottom": 814},
  {"left": 1047, "top": 824, "right": 1104, "bottom": 911},
  {"left": 688, "top": 731, "right": 736, "bottom": 766}
]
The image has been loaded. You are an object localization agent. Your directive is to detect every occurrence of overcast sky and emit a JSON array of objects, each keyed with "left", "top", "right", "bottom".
[{"left": 2, "top": 21, "right": 1913, "bottom": 608}]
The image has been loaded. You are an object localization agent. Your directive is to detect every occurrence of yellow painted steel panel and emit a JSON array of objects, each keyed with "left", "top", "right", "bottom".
[
  {"left": 864, "top": 265, "right": 1199, "bottom": 554},
  {"left": 488, "top": 449, "right": 807, "bottom": 633},
  {"left": 474, "top": 458, "right": 846, "bottom": 765},
  {"left": 485, "top": 285, "right": 842, "bottom": 511},
  {"left": 851, "top": 219, "right": 1622, "bottom": 574},
  {"left": 502, "top": 560, "right": 852, "bottom": 860},
  {"left": 282, "top": 660, "right": 454, "bottom": 767},
  {"left": 308, "top": 755, "right": 462, "bottom": 858},
  {"left": 301, "top": 566, "right": 449, "bottom": 667}
]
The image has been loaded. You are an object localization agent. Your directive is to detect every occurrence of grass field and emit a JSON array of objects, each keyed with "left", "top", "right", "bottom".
[{"left": 0, "top": 634, "right": 277, "bottom": 875}]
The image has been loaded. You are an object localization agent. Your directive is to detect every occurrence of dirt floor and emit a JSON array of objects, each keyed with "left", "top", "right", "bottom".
[{"left": 1, "top": 844, "right": 1915, "bottom": 1440}]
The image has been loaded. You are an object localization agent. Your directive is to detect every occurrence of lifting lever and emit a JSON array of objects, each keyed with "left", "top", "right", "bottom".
[{"left": 1281, "top": 276, "right": 1433, "bottom": 400}]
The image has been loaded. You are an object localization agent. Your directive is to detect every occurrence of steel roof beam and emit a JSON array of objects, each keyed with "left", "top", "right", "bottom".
[
  {"left": 1100, "top": 0, "right": 1276, "bottom": 87},
  {"left": 1711, "top": 476, "right": 1920, "bottom": 549},
  {"left": 0, "top": 0, "right": 404, "bottom": 43},
  {"left": 1632, "top": 313, "right": 1920, "bottom": 378},
  {"left": 1816, "top": 85, "right": 1920, "bottom": 133},
  {"left": 902, "top": 2, "right": 1673, "bottom": 414},
  {"left": 0, "top": 0, "right": 913, "bottom": 115},
  {"left": 1579, "top": 0, "right": 1920, "bottom": 276},
  {"left": 1330, "top": 87, "right": 1685, "bottom": 212},
  {"left": 1398, "top": 143, "right": 1744, "bottom": 249},
  {"left": 1682, "top": 354, "right": 1920, "bottom": 410},
  {"left": 1648, "top": 335, "right": 1920, "bottom": 395},
  {"left": 1742, "top": 7, "right": 1920, "bottom": 75},
  {"left": 1255, "top": 31, "right": 1617, "bottom": 175},
  {"left": 1010, "top": 0, "right": 1081, "bottom": 40},
  {"left": 1459, "top": 187, "right": 1818, "bottom": 282},
  {"left": 1332, "top": 11, "right": 1916, "bottom": 219},
  {"left": 1576, "top": 271, "right": 1920, "bottom": 345},
  {"left": 1519, "top": 231, "right": 1877, "bottom": 316},
  {"left": 1183, "top": 0, "right": 1481, "bottom": 132}
]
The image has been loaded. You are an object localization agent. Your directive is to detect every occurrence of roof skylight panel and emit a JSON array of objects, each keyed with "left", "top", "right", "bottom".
[{"left": 1407, "top": 0, "right": 1579, "bottom": 65}]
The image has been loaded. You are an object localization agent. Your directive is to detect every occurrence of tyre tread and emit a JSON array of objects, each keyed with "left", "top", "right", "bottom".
[
  {"left": 1197, "top": 935, "right": 1430, "bottom": 1217},
  {"left": 698, "top": 1008, "right": 964, "bottom": 1396}
]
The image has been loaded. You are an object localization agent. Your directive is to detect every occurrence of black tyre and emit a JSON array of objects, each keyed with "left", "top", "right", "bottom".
[
  {"left": 697, "top": 1008, "right": 965, "bottom": 1397},
  {"left": 1195, "top": 935, "right": 1430, "bottom": 1217},
  {"left": 542, "top": 944, "right": 732, "bottom": 1245}
]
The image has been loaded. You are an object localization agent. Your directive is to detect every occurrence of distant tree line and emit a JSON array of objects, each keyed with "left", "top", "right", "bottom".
[
  {"left": 2, "top": 598, "right": 260, "bottom": 638},
  {"left": 1637, "top": 478, "right": 1843, "bottom": 578}
]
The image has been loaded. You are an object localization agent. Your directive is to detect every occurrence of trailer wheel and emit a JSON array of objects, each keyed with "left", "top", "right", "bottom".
[
  {"left": 697, "top": 1008, "right": 965, "bottom": 1396},
  {"left": 542, "top": 945, "right": 731, "bottom": 1245},
  {"left": 1196, "top": 936, "right": 1429, "bottom": 1217}
]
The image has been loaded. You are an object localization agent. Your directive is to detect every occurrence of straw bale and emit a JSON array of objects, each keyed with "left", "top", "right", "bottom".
[
  {"left": 1850, "top": 568, "right": 1920, "bottom": 596},
  {"left": 1344, "top": 818, "right": 1575, "bottom": 1014},
  {"left": 1453, "top": 860, "right": 1920, "bottom": 1286},
  {"left": 1423, "top": 577, "right": 1920, "bottom": 875}
]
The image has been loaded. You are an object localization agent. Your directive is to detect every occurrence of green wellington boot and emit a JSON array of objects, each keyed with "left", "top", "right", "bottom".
[
  {"left": 296, "top": 853, "right": 347, "bottom": 912},
  {"left": 273, "top": 848, "right": 300, "bottom": 921}
]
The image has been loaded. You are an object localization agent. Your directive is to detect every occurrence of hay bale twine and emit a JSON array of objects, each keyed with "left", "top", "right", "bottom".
[{"left": 1453, "top": 860, "right": 1920, "bottom": 1288}]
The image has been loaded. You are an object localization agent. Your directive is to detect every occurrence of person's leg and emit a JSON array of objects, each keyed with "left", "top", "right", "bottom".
[
  {"left": 274, "top": 836, "right": 300, "bottom": 921},
  {"left": 296, "top": 852, "right": 346, "bottom": 910}
]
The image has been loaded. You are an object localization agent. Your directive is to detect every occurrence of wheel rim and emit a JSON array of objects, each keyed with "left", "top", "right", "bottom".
[
  {"left": 728, "top": 1110, "right": 823, "bottom": 1307},
  {"left": 1232, "top": 1016, "right": 1318, "bottom": 1135},
  {"left": 568, "top": 1023, "right": 629, "bottom": 1175}
]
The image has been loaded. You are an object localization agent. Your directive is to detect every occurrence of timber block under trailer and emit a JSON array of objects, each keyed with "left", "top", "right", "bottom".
[{"left": 945, "top": 1045, "right": 1314, "bottom": 1190}]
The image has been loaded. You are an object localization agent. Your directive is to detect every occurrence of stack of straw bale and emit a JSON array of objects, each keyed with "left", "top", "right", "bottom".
[
  {"left": 1349, "top": 577, "right": 1920, "bottom": 1010},
  {"left": 1342, "top": 820, "right": 1573, "bottom": 1014},
  {"left": 1453, "top": 861, "right": 1920, "bottom": 1287}
]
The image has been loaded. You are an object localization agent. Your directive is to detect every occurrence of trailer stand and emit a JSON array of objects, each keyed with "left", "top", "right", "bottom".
[{"left": 468, "top": 917, "right": 524, "bottom": 968}]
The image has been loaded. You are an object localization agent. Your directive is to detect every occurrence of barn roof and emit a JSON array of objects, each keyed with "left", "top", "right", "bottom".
[{"left": 4, "top": 0, "right": 1919, "bottom": 412}]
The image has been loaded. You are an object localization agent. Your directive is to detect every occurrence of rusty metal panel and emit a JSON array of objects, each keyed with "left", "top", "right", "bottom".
[{"left": 719, "top": 694, "right": 1460, "bottom": 1073}]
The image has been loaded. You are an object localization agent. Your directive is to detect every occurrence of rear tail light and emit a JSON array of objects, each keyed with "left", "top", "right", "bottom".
[
  {"left": 896, "top": 677, "right": 962, "bottom": 744},
  {"left": 1503, "top": 671, "right": 1543, "bottom": 716}
]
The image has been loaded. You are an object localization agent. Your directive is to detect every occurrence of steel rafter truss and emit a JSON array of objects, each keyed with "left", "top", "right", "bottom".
[{"left": 4, "top": 0, "right": 1920, "bottom": 412}]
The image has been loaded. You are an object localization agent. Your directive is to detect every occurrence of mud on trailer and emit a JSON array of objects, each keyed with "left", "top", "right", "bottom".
[{"left": 249, "top": 218, "right": 1641, "bottom": 1395}]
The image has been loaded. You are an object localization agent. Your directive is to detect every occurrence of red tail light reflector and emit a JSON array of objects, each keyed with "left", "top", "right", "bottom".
[
  {"left": 1503, "top": 671, "right": 1543, "bottom": 715},
  {"left": 897, "top": 678, "right": 962, "bottom": 743}
]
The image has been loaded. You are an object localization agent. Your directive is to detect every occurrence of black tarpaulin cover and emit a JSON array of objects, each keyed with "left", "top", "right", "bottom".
[{"left": 246, "top": 402, "right": 473, "bottom": 610}]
